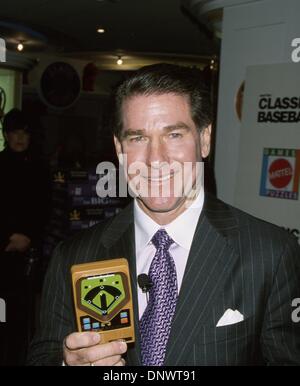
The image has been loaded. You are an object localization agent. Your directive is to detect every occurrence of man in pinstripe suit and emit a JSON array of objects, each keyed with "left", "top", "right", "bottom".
[{"left": 28, "top": 64, "right": 300, "bottom": 366}]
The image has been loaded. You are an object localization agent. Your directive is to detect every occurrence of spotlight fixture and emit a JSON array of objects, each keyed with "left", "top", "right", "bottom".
[
  {"left": 210, "top": 57, "right": 217, "bottom": 70},
  {"left": 17, "top": 42, "right": 24, "bottom": 51},
  {"left": 97, "top": 28, "right": 105, "bottom": 33},
  {"left": 117, "top": 56, "right": 123, "bottom": 65}
]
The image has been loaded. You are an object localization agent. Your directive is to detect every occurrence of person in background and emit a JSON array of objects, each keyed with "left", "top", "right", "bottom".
[{"left": 0, "top": 108, "right": 51, "bottom": 366}]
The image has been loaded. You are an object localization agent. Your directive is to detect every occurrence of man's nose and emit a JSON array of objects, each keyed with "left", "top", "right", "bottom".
[{"left": 146, "top": 139, "right": 167, "bottom": 165}]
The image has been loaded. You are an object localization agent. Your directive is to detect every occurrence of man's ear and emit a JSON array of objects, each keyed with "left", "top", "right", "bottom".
[
  {"left": 114, "top": 135, "right": 123, "bottom": 164},
  {"left": 200, "top": 124, "right": 212, "bottom": 159}
]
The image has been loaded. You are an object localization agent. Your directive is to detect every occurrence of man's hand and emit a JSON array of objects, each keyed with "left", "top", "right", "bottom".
[
  {"left": 63, "top": 332, "right": 127, "bottom": 366},
  {"left": 5, "top": 233, "right": 31, "bottom": 253}
]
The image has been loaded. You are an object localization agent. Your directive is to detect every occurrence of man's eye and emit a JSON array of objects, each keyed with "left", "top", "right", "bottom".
[
  {"left": 130, "top": 136, "right": 145, "bottom": 142},
  {"left": 168, "top": 132, "right": 182, "bottom": 139}
]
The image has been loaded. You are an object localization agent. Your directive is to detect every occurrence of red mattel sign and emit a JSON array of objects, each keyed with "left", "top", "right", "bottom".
[
  {"left": 268, "top": 158, "right": 293, "bottom": 189},
  {"left": 260, "top": 148, "right": 300, "bottom": 200}
]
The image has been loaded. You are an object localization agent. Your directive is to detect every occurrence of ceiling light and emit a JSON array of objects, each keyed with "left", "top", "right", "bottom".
[
  {"left": 97, "top": 28, "right": 105, "bottom": 33},
  {"left": 117, "top": 56, "right": 123, "bottom": 65},
  {"left": 17, "top": 42, "right": 24, "bottom": 51}
]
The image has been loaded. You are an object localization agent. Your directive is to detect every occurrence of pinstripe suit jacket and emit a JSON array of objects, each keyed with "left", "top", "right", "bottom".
[{"left": 28, "top": 194, "right": 300, "bottom": 365}]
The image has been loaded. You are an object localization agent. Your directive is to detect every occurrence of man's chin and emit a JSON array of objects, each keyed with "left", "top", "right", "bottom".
[{"left": 137, "top": 196, "right": 186, "bottom": 213}]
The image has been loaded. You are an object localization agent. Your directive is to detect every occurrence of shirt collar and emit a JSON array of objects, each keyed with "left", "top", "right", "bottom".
[
  {"left": 134, "top": 200, "right": 161, "bottom": 255},
  {"left": 134, "top": 188, "right": 204, "bottom": 253}
]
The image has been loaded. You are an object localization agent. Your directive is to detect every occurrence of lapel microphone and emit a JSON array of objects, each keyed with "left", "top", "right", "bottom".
[{"left": 137, "top": 274, "right": 152, "bottom": 303}]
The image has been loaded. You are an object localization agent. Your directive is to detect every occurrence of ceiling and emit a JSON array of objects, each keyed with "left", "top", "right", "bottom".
[{"left": 0, "top": 0, "right": 219, "bottom": 69}]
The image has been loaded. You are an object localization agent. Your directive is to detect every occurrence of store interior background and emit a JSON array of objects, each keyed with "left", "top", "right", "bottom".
[
  {"left": 0, "top": 0, "right": 223, "bottom": 246},
  {"left": 1, "top": 0, "right": 300, "bottom": 365},
  {"left": 0, "top": 0, "right": 218, "bottom": 167},
  {"left": 1, "top": 0, "right": 300, "bottom": 247}
]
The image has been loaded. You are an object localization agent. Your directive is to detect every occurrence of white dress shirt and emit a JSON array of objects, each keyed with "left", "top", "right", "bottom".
[{"left": 134, "top": 189, "right": 204, "bottom": 319}]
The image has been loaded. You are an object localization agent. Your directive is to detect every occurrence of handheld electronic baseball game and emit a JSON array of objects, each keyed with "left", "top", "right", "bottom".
[{"left": 71, "top": 258, "right": 135, "bottom": 344}]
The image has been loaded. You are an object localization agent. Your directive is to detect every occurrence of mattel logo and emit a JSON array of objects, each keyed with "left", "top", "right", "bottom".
[
  {"left": 260, "top": 148, "right": 300, "bottom": 200},
  {"left": 269, "top": 159, "right": 293, "bottom": 188}
]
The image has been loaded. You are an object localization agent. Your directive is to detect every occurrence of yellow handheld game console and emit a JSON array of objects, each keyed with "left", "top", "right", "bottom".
[{"left": 71, "top": 258, "right": 135, "bottom": 344}]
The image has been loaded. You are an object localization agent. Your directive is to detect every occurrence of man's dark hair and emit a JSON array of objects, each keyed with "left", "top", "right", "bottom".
[
  {"left": 2, "top": 108, "right": 29, "bottom": 133},
  {"left": 112, "top": 63, "right": 212, "bottom": 139}
]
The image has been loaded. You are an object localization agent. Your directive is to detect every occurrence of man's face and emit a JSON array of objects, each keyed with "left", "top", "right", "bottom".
[
  {"left": 4, "top": 129, "right": 30, "bottom": 152},
  {"left": 114, "top": 93, "right": 211, "bottom": 221}
]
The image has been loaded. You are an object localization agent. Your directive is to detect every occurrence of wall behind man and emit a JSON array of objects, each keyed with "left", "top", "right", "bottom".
[
  {"left": 23, "top": 54, "right": 128, "bottom": 165},
  {"left": 215, "top": 0, "right": 300, "bottom": 205}
]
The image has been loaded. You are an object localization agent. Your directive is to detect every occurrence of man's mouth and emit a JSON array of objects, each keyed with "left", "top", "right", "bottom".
[{"left": 147, "top": 174, "right": 173, "bottom": 182}]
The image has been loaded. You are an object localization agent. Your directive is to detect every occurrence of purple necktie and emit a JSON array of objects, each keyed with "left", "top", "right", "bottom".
[{"left": 139, "top": 229, "right": 178, "bottom": 366}]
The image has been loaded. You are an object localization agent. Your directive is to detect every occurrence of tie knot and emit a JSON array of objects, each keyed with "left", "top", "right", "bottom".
[{"left": 151, "top": 229, "right": 174, "bottom": 250}]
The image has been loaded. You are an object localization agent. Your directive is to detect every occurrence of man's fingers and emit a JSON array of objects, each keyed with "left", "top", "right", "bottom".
[
  {"left": 92, "top": 354, "right": 123, "bottom": 366},
  {"left": 83, "top": 341, "right": 127, "bottom": 363},
  {"left": 64, "top": 335, "right": 127, "bottom": 366},
  {"left": 65, "top": 332, "right": 100, "bottom": 351},
  {"left": 114, "top": 358, "right": 126, "bottom": 367}
]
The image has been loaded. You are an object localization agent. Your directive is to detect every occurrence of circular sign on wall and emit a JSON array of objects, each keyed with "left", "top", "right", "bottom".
[
  {"left": 268, "top": 158, "right": 293, "bottom": 189},
  {"left": 39, "top": 62, "right": 81, "bottom": 109}
]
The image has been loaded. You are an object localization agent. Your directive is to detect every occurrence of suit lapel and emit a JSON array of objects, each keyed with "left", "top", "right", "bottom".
[
  {"left": 101, "top": 202, "right": 142, "bottom": 366},
  {"left": 164, "top": 194, "right": 240, "bottom": 365}
]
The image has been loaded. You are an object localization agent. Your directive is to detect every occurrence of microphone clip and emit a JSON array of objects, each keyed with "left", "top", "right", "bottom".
[{"left": 137, "top": 274, "right": 152, "bottom": 293}]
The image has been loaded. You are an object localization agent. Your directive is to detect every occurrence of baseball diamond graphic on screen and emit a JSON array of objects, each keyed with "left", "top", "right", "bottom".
[{"left": 76, "top": 272, "right": 130, "bottom": 323}]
